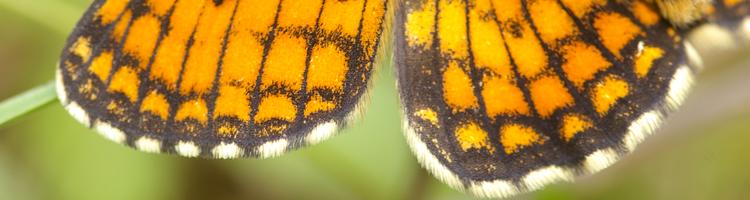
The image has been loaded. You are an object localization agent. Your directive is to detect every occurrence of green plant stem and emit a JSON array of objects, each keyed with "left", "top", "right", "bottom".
[{"left": 0, "top": 81, "right": 57, "bottom": 126}]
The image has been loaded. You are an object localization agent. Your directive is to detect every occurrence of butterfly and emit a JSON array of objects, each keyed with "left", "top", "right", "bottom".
[{"left": 55, "top": 0, "right": 750, "bottom": 198}]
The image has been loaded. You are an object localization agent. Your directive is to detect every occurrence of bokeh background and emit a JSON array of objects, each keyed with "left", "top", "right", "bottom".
[{"left": 1, "top": 1, "right": 750, "bottom": 199}]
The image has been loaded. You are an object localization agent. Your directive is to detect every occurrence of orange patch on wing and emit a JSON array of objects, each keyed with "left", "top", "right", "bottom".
[
  {"left": 415, "top": 108, "right": 439, "bottom": 126},
  {"left": 108, "top": 67, "right": 140, "bottom": 102},
  {"left": 235, "top": 0, "right": 279, "bottom": 32},
  {"left": 214, "top": 85, "right": 250, "bottom": 121},
  {"left": 361, "top": 0, "right": 386, "bottom": 56},
  {"left": 559, "top": 0, "right": 606, "bottom": 17},
  {"left": 255, "top": 95, "right": 297, "bottom": 123},
  {"left": 96, "top": 0, "right": 130, "bottom": 24},
  {"left": 78, "top": 79, "right": 97, "bottom": 100},
  {"left": 500, "top": 124, "right": 542, "bottom": 154},
  {"left": 221, "top": 0, "right": 279, "bottom": 89},
  {"left": 140, "top": 90, "right": 170, "bottom": 119},
  {"left": 262, "top": 34, "right": 307, "bottom": 90},
  {"left": 561, "top": 41, "right": 610, "bottom": 89},
  {"left": 112, "top": 11, "right": 132, "bottom": 40},
  {"left": 71, "top": 37, "right": 92, "bottom": 61},
  {"left": 529, "top": 75, "right": 573, "bottom": 118},
  {"left": 438, "top": 0, "right": 468, "bottom": 59},
  {"left": 320, "top": 0, "right": 365, "bottom": 36},
  {"left": 455, "top": 122, "right": 493, "bottom": 152},
  {"left": 528, "top": 0, "right": 577, "bottom": 44},
  {"left": 217, "top": 123, "right": 239, "bottom": 136},
  {"left": 278, "top": 0, "right": 324, "bottom": 27},
  {"left": 482, "top": 75, "right": 530, "bottom": 116},
  {"left": 725, "top": 0, "right": 743, "bottom": 7},
  {"left": 89, "top": 51, "right": 114, "bottom": 82},
  {"left": 150, "top": 0, "right": 205, "bottom": 89},
  {"left": 504, "top": 21, "right": 548, "bottom": 78},
  {"left": 107, "top": 100, "right": 125, "bottom": 116},
  {"left": 592, "top": 75, "right": 630, "bottom": 115},
  {"left": 304, "top": 94, "right": 336, "bottom": 117},
  {"left": 123, "top": 14, "right": 161, "bottom": 68},
  {"left": 146, "top": 0, "right": 176, "bottom": 16},
  {"left": 221, "top": 36, "right": 262, "bottom": 88},
  {"left": 64, "top": 61, "right": 78, "bottom": 80},
  {"left": 405, "top": 0, "right": 436, "bottom": 47},
  {"left": 470, "top": 0, "right": 512, "bottom": 75},
  {"left": 180, "top": 0, "right": 237, "bottom": 95},
  {"left": 631, "top": 1, "right": 661, "bottom": 26},
  {"left": 634, "top": 46, "right": 664, "bottom": 78},
  {"left": 492, "top": 0, "right": 522, "bottom": 21},
  {"left": 442, "top": 62, "right": 478, "bottom": 111},
  {"left": 307, "top": 44, "right": 348, "bottom": 92},
  {"left": 594, "top": 12, "right": 642, "bottom": 58},
  {"left": 561, "top": 114, "right": 592, "bottom": 142},
  {"left": 175, "top": 98, "right": 209, "bottom": 123}
]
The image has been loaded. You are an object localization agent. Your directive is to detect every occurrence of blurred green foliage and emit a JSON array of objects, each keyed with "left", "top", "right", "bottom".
[{"left": 1, "top": 1, "right": 749, "bottom": 200}]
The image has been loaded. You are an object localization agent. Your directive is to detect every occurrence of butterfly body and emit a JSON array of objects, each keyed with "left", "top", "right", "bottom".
[{"left": 56, "top": 0, "right": 750, "bottom": 198}]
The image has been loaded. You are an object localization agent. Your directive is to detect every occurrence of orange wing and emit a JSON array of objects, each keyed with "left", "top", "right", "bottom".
[
  {"left": 57, "top": 0, "right": 388, "bottom": 158},
  {"left": 395, "top": 0, "right": 701, "bottom": 197}
]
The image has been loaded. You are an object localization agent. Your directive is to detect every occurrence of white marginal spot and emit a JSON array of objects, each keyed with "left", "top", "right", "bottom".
[
  {"left": 521, "top": 166, "right": 574, "bottom": 192},
  {"left": 583, "top": 148, "right": 619, "bottom": 174},
  {"left": 175, "top": 141, "right": 201, "bottom": 157},
  {"left": 93, "top": 121, "right": 126, "bottom": 144},
  {"left": 212, "top": 142, "right": 244, "bottom": 159},
  {"left": 666, "top": 66, "right": 694, "bottom": 110},
  {"left": 55, "top": 68, "right": 68, "bottom": 105},
  {"left": 402, "top": 119, "right": 465, "bottom": 194},
  {"left": 468, "top": 180, "right": 519, "bottom": 199},
  {"left": 740, "top": 16, "right": 750, "bottom": 42},
  {"left": 65, "top": 102, "right": 90, "bottom": 127},
  {"left": 624, "top": 111, "right": 663, "bottom": 152},
  {"left": 623, "top": 66, "right": 692, "bottom": 152},
  {"left": 135, "top": 136, "right": 162, "bottom": 153},
  {"left": 688, "top": 24, "right": 735, "bottom": 50},
  {"left": 683, "top": 42, "right": 704, "bottom": 70},
  {"left": 257, "top": 139, "right": 288, "bottom": 159},
  {"left": 305, "top": 121, "right": 338, "bottom": 145}
]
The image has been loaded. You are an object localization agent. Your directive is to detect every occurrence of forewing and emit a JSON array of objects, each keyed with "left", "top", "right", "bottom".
[
  {"left": 395, "top": 0, "right": 700, "bottom": 197},
  {"left": 57, "top": 0, "right": 388, "bottom": 158}
]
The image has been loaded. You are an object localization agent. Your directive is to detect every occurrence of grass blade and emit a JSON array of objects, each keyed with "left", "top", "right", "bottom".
[{"left": 0, "top": 81, "right": 57, "bottom": 126}]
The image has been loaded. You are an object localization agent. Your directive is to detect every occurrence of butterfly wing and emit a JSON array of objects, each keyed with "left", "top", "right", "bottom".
[
  {"left": 692, "top": 1, "right": 750, "bottom": 42},
  {"left": 395, "top": 0, "right": 700, "bottom": 197},
  {"left": 56, "top": 0, "right": 388, "bottom": 158}
]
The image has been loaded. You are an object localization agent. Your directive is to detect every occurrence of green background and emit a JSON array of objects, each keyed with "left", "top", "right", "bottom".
[{"left": 1, "top": 1, "right": 749, "bottom": 199}]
